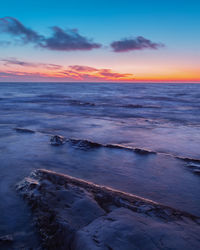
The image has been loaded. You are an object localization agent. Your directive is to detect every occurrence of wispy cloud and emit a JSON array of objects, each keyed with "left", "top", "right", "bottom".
[
  {"left": 68, "top": 65, "right": 98, "bottom": 72},
  {"left": 0, "top": 59, "right": 135, "bottom": 82},
  {"left": 65, "top": 65, "right": 135, "bottom": 81},
  {"left": 0, "top": 17, "right": 101, "bottom": 51},
  {"left": 0, "top": 70, "right": 61, "bottom": 82},
  {"left": 111, "top": 36, "right": 164, "bottom": 52},
  {"left": 1, "top": 58, "right": 62, "bottom": 70}
]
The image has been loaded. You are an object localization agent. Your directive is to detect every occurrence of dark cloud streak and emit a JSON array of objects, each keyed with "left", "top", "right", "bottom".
[
  {"left": 0, "top": 17, "right": 101, "bottom": 51},
  {"left": 1, "top": 58, "right": 62, "bottom": 70},
  {"left": 40, "top": 26, "right": 101, "bottom": 51},
  {"left": 111, "top": 36, "right": 164, "bottom": 52},
  {"left": 0, "top": 17, "right": 42, "bottom": 44},
  {"left": 0, "top": 17, "right": 164, "bottom": 54}
]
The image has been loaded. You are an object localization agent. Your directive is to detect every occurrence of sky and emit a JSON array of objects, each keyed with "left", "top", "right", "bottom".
[{"left": 0, "top": 0, "right": 200, "bottom": 82}]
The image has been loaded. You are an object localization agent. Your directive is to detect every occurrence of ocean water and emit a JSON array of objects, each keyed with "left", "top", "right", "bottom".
[{"left": 0, "top": 82, "right": 200, "bottom": 247}]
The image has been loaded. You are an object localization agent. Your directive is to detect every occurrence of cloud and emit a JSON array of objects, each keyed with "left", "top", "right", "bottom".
[
  {"left": 0, "top": 70, "right": 61, "bottom": 82},
  {"left": 1, "top": 58, "right": 38, "bottom": 67},
  {"left": 0, "top": 61, "right": 135, "bottom": 82},
  {"left": 0, "top": 17, "right": 42, "bottom": 44},
  {"left": 66, "top": 65, "right": 135, "bottom": 81},
  {"left": 40, "top": 27, "right": 101, "bottom": 51},
  {"left": 0, "top": 17, "right": 165, "bottom": 54},
  {"left": 68, "top": 65, "right": 98, "bottom": 72},
  {"left": 111, "top": 36, "right": 164, "bottom": 52},
  {"left": 0, "top": 17, "right": 101, "bottom": 51},
  {"left": 67, "top": 65, "right": 134, "bottom": 80},
  {"left": 1, "top": 58, "right": 62, "bottom": 70},
  {"left": 98, "top": 69, "right": 133, "bottom": 79}
]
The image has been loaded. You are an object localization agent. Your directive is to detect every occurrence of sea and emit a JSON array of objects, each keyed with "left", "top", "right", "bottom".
[{"left": 0, "top": 82, "right": 200, "bottom": 248}]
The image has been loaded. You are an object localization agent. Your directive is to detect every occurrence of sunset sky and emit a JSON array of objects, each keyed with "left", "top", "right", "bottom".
[{"left": 0, "top": 0, "right": 200, "bottom": 82}]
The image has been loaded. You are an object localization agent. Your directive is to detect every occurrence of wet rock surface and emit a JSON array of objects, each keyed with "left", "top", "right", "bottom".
[
  {"left": 68, "top": 138, "right": 156, "bottom": 155},
  {"left": 14, "top": 127, "right": 35, "bottom": 133},
  {"left": 17, "top": 169, "right": 200, "bottom": 250},
  {"left": 72, "top": 208, "right": 200, "bottom": 250},
  {"left": 50, "top": 135, "right": 67, "bottom": 146},
  {"left": 193, "top": 169, "right": 200, "bottom": 175},
  {"left": 0, "top": 234, "right": 13, "bottom": 247},
  {"left": 68, "top": 138, "right": 102, "bottom": 150},
  {"left": 185, "top": 163, "right": 200, "bottom": 176}
]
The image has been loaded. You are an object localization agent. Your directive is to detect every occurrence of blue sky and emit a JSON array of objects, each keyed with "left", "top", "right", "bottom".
[{"left": 0, "top": 0, "right": 199, "bottom": 82}]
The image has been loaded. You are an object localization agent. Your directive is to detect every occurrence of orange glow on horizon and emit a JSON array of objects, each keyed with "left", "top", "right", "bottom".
[
  {"left": 134, "top": 69, "right": 200, "bottom": 83},
  {"left": 0, "top": 62, "right": 199, "bottom": 82}
]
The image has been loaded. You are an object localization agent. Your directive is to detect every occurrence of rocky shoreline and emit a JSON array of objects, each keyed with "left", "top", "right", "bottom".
[{"left": 16, "top": 169, "right": 200, "bottom": 250}]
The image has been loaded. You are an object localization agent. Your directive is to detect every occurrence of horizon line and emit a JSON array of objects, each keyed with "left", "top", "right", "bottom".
[{"left": 0, "top": 81, "right": 200, "bottom": 84}]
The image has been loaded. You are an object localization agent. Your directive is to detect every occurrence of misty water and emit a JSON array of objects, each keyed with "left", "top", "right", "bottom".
[{"left": 0, "top": 82, "right": 200, "bottom": 248}]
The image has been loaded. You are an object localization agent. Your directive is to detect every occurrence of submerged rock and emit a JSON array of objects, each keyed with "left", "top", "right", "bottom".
[
  {"left": 0, "top": 234, "right": 13, "bottom": 246},
  {"left": 105, "top": 143, "right": 156, "bottom": 155},
  {"left": 193, "top": 169, "right": 200, "bottom": 175},
  {"left": 69, "top": 138, "right": 102, "bottom": 150},
  {"left": 14, "top": 127, "right": 35, "bottom": 133},
  {"left": 134, "top": 147, "right": 156, "bottom": 155},
  {"left": 185, "top": 163, "right": 200, "bottom": 176},
  {"left": 49, "top": 135, "right": 157, "bottom": 156},
  {"left": 17, "top": 169, "right": 200, "bottom": 250},
  {"left": 68, "top": 138, "right": 156, "bottom": 155},
  {"left": 50, "top": 135, "right": 67, "bottom": 146},
  {"left": 187, "top": 163, "right": 200, "bottom": 169},
  {"left": 179, "top": 157, "right": 200, "bottom": 164}
]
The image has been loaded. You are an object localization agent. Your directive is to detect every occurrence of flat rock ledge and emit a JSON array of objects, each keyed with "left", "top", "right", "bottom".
[{"left": 16, "top": 169, "right": 200, "bottom": 250}]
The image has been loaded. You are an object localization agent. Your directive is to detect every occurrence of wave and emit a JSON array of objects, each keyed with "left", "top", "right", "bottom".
[
  {"left": 67, "top": 101, "right": 161, "bottom": 109},
  {"left": 9, "top": 95, "right": 163, "bottom": 109},
  {"left": 68, "top": 100, "right": 96, "bottom": 106},
  {"left": 14, "top": 97, "right": 97, "bottom": 107},
  {"left": 119, "top": 104, "right": 161, "bottom": 109},
  {"left": 38, "top": 94, "right": 68, "bottom": 98}
]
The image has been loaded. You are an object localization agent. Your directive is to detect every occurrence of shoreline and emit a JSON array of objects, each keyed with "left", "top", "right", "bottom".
[{"left": 14, "top": 169, "right": 200, "bottom": 249}]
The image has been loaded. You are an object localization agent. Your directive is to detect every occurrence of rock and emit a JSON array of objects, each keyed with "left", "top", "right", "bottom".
[
  {"left": 137, "top": 204, "right": 154, "bottom": 213},
  {"left": 17, "top": 169, "right": 200, "bottom": 250},
  {"left": 69, "top": 139, "right": 102, "bottom": 150},
  {"left": 134, "top": 148, "right": 156, "bottom": 155},
  {"left": 66, "top": 138, "right": 157, "bottom": 155},
  {"left": 105, "top": 144, "right": 127, "bottom": 149},
  {"left": 50, "top": 135, "right": 66, "bottom": 146},
  {"left": 17, "top": 171, "right": 105, "bottom": 249},
  {"left": 193, "top": 169, "right": 200, "bottom": 175},
  {"left": 180, "top": 157, "right": 200, "bottom": 164},
  {"left": 185, "top": 163, "right": 200, "bottom": 176},
  {"left": 14, "top": 127, "right": 35, "bottom": 133},
  {"left": 72, "top": 208, "right": 200, "bottom": 250},
  {"left": 187, "top": 163, "right": 200, "bottom": 169},
  {"left": 0, "top": 234, "right": 13, "bottom": 244},
  {"left": 105, "top": 144, "right": 156, "bottom": 155}
]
